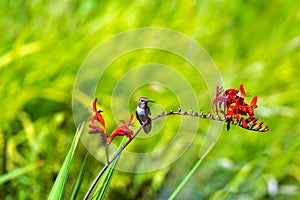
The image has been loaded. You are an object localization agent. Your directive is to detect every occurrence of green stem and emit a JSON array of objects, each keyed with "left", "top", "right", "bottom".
[
  {"left": 168, "top": 143, "right": 215, "bottom": 200},
  {"left": 168, "top": 158, "right": 203, "bottom": 200}
]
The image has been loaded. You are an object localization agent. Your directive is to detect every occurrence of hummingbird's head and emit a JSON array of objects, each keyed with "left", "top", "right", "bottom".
[{"left": 138, "top": 97, "right": 155, "bottom": 108}]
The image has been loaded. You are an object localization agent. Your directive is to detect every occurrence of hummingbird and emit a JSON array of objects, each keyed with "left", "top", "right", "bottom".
[{"left": 136, "top": 97, "right": 154, "bottom": 134}]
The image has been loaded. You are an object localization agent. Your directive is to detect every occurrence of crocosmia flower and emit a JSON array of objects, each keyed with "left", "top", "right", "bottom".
[
  {"left": 87, "top": 98, "right": 135, "bottom": 146},
  {"left": 212, "top": 84, "right": 269, "bottom": 132}
]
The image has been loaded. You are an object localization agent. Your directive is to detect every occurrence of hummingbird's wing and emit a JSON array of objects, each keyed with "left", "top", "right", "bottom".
[
  {"left": 144, "top": 107, "right": 152, "bottom": 134},
  {"left": 135, "top": 110, "right": 143, "bottom": 125}
]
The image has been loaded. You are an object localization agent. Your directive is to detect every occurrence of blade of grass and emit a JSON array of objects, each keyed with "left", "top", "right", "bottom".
[
  {"left": 169, "top": 143, "right": 215, "bottom": 200},
  {"left": 69, "top": 153, "right": 90, "bottom": 200},
  {"left": 47, "top": 122, "right": 84, "bottom": 200},
  {"left": 168, "top": 157, "right": 204, "bottom": 200}
]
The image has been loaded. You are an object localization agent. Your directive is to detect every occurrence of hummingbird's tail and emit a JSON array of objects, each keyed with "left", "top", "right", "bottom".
[{"left": 143, "top": 121, "right": 152, "bottom": 134}]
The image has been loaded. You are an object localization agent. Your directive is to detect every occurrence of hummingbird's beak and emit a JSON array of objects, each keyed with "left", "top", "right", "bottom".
[{"left": 147, "top": 100, "right": 155, "bottom": 103}]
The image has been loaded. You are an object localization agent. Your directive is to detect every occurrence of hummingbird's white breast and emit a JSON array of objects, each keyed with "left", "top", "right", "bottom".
[{"left": 136, "top": 107, "right": 147, "bottom": 120}]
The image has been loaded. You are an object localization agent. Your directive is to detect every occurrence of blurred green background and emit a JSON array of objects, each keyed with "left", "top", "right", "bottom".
[{"left": 1, "top": 0, "right": 299, "bottom": 199}]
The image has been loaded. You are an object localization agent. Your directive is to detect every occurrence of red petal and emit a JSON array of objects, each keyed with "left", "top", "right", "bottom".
[
  {"left": 88, "top": 98, "right": 106, "bottom": 132},
  {"left": 119, "top": 119, "right": 126, "bottom": 124},
  {"left": 88, "top": 124, "right": 105, "bottom": 134},
  {"left": 96, "top": 112, "right": 106, "bottom": 129},
  {"left": 124, "top": 134, "right": 132, "bottom": 140},
  {"left": 250, "top": 96, "right": 258, "bottom": 107},
  {"left": 236, "top": 114, "right": 240, "bottom": 122},
  {"left": 93, "top": 98, "right": 98, "bottom": 110},
  {"left": 129, "top": 114, "right": 134, "bottom": 123},
  {"left": 241, "top": 118, "right": 249, "bottom": 128},
  {"left": 226, "top": 110, "right": 235, "bottom": 116},
  {"left": 240, "top": 84, "right": 246, "bottom": 97},
  {"left": 88, "top": 115, "right": 97, "bottom": 124},
  {"left": 108, "top": 130, "right": 132, "bottom": 143},
  {"left": 119, "top": 126, "right": 134, "bottom": 134}
]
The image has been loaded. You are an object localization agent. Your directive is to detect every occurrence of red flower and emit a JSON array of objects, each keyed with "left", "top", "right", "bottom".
[
  {"left": 88, "top": 98, "right": 106, "bottom": 133},
  {"left": 107, "top": 115, "right": 135, "bottom": 144},
  {"left": 213, "top": 84, "right": 269, "bottom": 132},
  {"left": 88, "top": 98, "right": 135, "bottom": 146}
]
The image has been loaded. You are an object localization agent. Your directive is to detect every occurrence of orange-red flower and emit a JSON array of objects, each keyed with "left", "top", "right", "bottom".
[
  {"left": 88, "top": 98, "right": 106, "bottom": 133},
  {"left": 107, "top": 115, "right": 135, "bottom": 144},
  {"left": 88, "top": 98, "right": 135, "bottom": 146},
  {"left": 213, "top": 84, "right": 269, "bottom": 132}
]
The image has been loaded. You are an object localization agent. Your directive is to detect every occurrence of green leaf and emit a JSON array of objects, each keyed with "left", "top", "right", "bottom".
[
  {"left": 168, "top": 157, "right": 204, "bottom": 200},
  {"left": 69, "top": 154, "right": 90, "bottom": 200},
  {"left": 47, "top": 122, "right": 84, "bottom": 200},
  {"left": 169, "top": 143, "right": 215, "bottom": 199}
]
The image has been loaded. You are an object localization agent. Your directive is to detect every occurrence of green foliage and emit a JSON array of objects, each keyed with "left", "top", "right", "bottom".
[
  {"left": 1, "top": 0, "right": 300, "bottom": 199},
  {"left": 69, "top": 154, "right": 89, "bottom": 199},
  {"left": 47, "top": 123, "right": 83, "bottom": 200}
]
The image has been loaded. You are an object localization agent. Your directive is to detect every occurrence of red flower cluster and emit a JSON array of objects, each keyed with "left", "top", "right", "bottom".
[
  {"left": 108, "top": 115, "right": 134, "bottom": 144},
  {"left": 88, "top": 98, "right": 134, "bottom": 146},
  {"left": 213, "top": 84, "right": 269, "bottom": 132}
]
